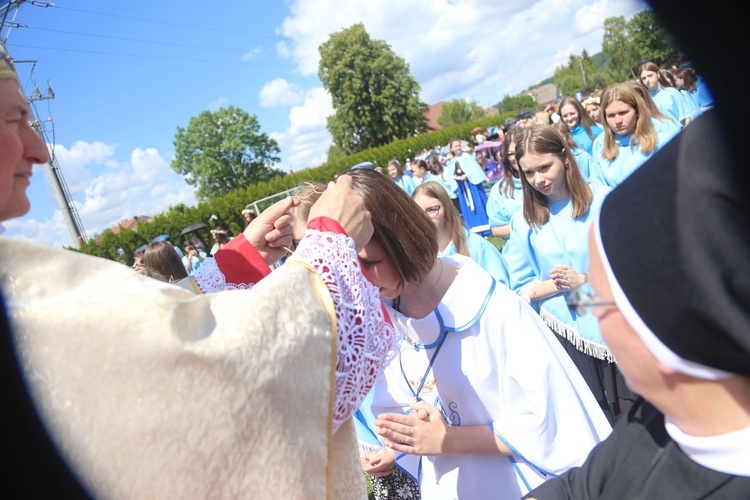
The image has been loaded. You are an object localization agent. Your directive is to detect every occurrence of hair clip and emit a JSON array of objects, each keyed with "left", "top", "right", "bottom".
[{"left": 292, "top": 182, "right": 325, "bottom": 201}]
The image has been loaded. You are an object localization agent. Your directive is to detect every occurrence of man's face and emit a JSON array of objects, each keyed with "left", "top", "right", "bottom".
[{"left": 0, "top": 79, "right": 49, "bottom": 221}]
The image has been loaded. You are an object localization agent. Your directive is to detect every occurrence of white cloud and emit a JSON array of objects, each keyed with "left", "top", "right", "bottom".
[
  {"left": 271, "top": 87, "right": 334, "bottom": 172},
  {"left": 276, "top": 0, "right": 648, "bottom": 107},
  {"left": 259, "top": 78, "right": 305, "bottom": 108},
  {"left": 48, "top": 140, "right": 115, "bottom": 192},
  {"left": 208, "top": 97, "right": 229, "bottom": 111},
  {"left": 242, "top": 46, "right": 263, "bottom": 61},
  {"left": 8, "top": 141, "right": 197, "bottom": 247}
]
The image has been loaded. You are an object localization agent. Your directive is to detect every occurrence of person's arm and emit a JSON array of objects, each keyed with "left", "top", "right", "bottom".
[
  {"left": 375, "top": 402, "right": 511, "bottom": 457},
  {"left": 491, "top": 224, "right": 511, "bottom": 238},
  {"left": 290, "top": 176, "right": 397, "bottom": 433}
]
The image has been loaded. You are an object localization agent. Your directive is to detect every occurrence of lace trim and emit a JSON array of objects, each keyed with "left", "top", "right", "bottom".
[
  {"left": 291, "top": 229, "right": 399, "bottom": 433},
  {"left": 193, "top": 257, "right": 255, "bottom": 294},
  {"left": 539, "top": 308, "right": 615, "bottom": 362}
]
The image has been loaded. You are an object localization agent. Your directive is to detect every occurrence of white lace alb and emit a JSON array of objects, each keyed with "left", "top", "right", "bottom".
[
  {"left": 291, "top": 229, "right": 399, "bottom": 433},
  {"left": 193, "top": 229, "right": 398, "bottom": 433}
]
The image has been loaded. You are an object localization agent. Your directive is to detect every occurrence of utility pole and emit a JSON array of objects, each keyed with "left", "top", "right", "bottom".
[
  {"left": 2, "top": 1, "right": 88, "bottom": 246},
  {"left": 578, "top": 56, "right": 588, "bottom": 88}
]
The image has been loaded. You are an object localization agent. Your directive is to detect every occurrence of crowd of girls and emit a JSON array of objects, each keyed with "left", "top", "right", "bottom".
[{"left": 348, "top": 57, "right": 712, "bottom": 498}]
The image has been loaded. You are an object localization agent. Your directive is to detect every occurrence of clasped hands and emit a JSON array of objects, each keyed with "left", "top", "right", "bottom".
[
  {"left": 550, "top": 265, "right": 586, "bottom": 291},
  {"left": 242, "top": 174, "right": 373, "bottom": 264},
  {"left": 362, "top": 401, "right": 445, "bottom": 477}
]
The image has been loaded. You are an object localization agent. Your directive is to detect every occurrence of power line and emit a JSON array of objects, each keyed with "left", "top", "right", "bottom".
[
  {"left": 7, "top": 42, "right": 296, "bottom": 67},
  {"left": 22, "top": 25, "right": 256, "bottom": 53},
  {"left": 54, "top": 5, "right": 283, "bottom": 39}
]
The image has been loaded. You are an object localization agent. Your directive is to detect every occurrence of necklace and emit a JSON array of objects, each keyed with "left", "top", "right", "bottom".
[{"left": 397, "top": 259, "right": 444, "bottom": 319}]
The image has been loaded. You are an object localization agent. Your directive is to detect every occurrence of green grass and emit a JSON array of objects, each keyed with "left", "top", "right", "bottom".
[{"left": 487, "top": 235, "right": 504, "bottom": 252}]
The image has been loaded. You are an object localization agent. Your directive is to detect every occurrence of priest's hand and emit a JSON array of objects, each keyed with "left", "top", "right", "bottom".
[
  {"left": 243, "top": 196, "right": 299, "bottom": 265},
  {"left": 361, "top": 447, "right": 396, "bottom": 477},
  {"left": 308, "top": 174, "right": 373, "bottom": 250}
]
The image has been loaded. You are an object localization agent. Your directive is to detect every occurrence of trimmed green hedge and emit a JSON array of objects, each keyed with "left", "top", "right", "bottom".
[{"left": 75, "top": 113, "right": 511, "bottom": 264}]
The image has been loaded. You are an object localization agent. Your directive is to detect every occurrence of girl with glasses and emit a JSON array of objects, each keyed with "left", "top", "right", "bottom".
[{"left": 412, "top": 181, "right": 509, "bottom": 285}]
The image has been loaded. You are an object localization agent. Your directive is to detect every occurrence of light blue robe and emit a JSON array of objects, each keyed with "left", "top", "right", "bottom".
[
  {"left": 417, "top": 173, "right": 455, "bottom": 197},
  {"left": 395, "top": 175, "right": 416, "bottom": 196},
  {"left": 694, "top": 77, "right": 714, "bottom": 110},
  {"left": 182, "top": 251, "right": 208, "bottom": 276},
  {"left": 505, "top": 186, "right": 612, "bottom": 359},
  {"left": 651, "top": 86, "right": 699, "bottom": 124},
  {"left": 439, "top": 228, "right": 510, "bottom": 286},
  {"left": 592, "top": 119, "right": 679, "bottom": 188},
  {"left": 446, "top": 152, "right": 487, "bottom": 185},
  {"left": 570, "top": 124, "right": 604, "bottom": 155},
  {"left": 572, "top": 148, "right": 606, "bottom": 185},
  {"left": 486, "top": 177, "right": 524, "bottom": 257}
]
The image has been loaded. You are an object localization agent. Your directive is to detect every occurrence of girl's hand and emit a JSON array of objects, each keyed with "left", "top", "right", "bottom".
[
  {"left": 375, "top": 402, "right": 447, "bottom": 456},
  {"left": 361, "top": 447, "right": 396, "bottom": 477},
  {"left": 550, "top": 265, "right": 586, "bottom": 291}
]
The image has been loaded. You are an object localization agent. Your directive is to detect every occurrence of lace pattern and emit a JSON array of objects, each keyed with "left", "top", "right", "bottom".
[
  {"left": 291, "top": 229, "right": 399, "bottom": 433},
  {"left": 193, "top": 257, "right": 255, "bottom": 293}
]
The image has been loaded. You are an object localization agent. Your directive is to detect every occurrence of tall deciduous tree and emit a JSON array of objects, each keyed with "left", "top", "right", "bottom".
[
  {"left": 171, "top": 106, "right": 281, "bottom": 200},
  {"left": 318, "top": 23, "right": 427, "bottom": 156},
  {"left": 553, "top": 49, "right": 613, "bottom": 96},
  {"left": 629, "top": 9, "right": 673, "bottom": 65},
  {"left": 602, "top": 10, "right": 674, "bottom": 82},
  {"left": 602, "top": 15, "right": 641, "bottom": 82},
  {"left": 495, "top": 93, "right": 537, "bottom": 114},
  {"left": 437, "top": 99, "right": 486, "bottom": 128}
]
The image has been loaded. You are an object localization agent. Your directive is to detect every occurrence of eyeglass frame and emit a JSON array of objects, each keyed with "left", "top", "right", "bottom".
[
  {"left": 567, "top": 287, "right": 616, "bottom": 316},
  {"left": 424, "top": 205, "right": 441, "bottom": 217}
]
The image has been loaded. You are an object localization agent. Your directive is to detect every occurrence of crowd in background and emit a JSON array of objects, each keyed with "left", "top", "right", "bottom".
[{"left": 124, "top": 52, "right": 734, "bottom": 499}]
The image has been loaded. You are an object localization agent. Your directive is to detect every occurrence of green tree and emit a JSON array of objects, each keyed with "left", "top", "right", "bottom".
[
  {"left": 318, "top": 23, "right": 427, "bottom": 155},
  {"left": 171, "top": 106, "right": 281, "bottom": 200},
  {"left": 495, "top": 93, "right": 537, "bottom": 114},
  {"left": 554, "top": 50, "right": 613, "bottom": 96},
  {"left": 629, "top": 9, "right": 673, "bottom": 65},
  {"left": 437, "top": 99, "right": 485, "bottom": 128},
  {"left": 601, "top": 10, "right": 674, "bottom": 82},
  {"left": 601, "top": 15, "right": 640, "bottom": 82}
]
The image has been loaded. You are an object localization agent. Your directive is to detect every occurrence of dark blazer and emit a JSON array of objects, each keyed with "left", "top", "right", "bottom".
[{"left": 526, "top": 399, "right": 750, "bottom": 499}]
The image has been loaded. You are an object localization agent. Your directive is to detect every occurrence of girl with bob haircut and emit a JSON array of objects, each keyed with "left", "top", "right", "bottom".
[
  {"left": 505, "top": 124, "right": 632, "bottom": 425},
  {"left": 638, "top": 61, "right": 699, "bottom": 126},
  {"left": 594, "top": 83, "right": 674, "bottom": 187},
  {"left": 143, "top": 241, "right": 189, "bottom": 284},
  {"left": 559, "top": 96, "right": 603, "bottom": 155},
  {"left": 342, "top": 169, "right": 610, "bottom": 500},
  {"left": 486, "top": 127, "right": 524, "bottom": 247},
  {"left": 412, "top": 181, "right": 509, "bottom": 284},
  {"left": 387, "top": 158, "right": 416, "bottom": 196}
]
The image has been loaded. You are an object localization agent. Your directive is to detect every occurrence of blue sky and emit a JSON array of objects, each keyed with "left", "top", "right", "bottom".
[{"left": 3, "top": 0, "right": 648, "bottom": 247}]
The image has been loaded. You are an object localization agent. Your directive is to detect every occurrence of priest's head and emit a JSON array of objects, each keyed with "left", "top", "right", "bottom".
[{"left": 0, "top": 44, "right": 49, "bottom": 222}]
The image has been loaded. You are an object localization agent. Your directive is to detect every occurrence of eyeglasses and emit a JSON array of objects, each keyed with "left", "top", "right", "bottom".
[
  {"left": 567, "top": 288, "right": 616, "bottom": 316},
  {"left": 424, "top": 205, "right": 441, "bottom": 217}
]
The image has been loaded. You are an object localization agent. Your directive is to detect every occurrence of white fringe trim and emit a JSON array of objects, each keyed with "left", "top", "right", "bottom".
[{"left": 539, "top": 308, "right": 616, "bottom": 363}]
